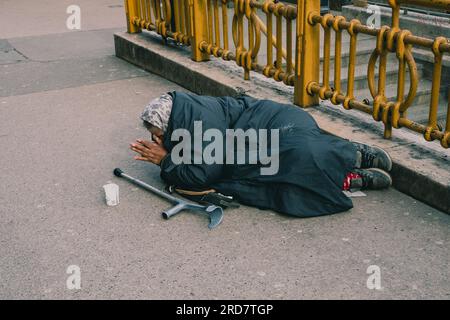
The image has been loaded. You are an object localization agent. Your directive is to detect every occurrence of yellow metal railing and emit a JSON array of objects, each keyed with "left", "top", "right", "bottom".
[
  {"left": 124, "top": 0, "right": 450, "bottom": 149},
  {"left": 308, "top": 0, "right": 450, "bottom": 148},
  {"left": 125, "top": 0, "right": 192, "bottom": 45}
]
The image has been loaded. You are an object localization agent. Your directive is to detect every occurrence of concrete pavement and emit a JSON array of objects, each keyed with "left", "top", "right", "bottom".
[
  {"left": 0, "top": 0, "right": 126, "bottom": 39},
  {"left": 0, "top": 0, "right": 449, "bottom": 299}
]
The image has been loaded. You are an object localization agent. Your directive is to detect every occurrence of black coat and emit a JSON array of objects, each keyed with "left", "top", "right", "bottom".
[{"left": 160, "top": 91, "right": 357, "bottom": 217}]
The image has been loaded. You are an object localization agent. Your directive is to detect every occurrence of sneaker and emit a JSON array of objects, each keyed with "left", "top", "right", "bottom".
[
  {"left": 351, "top": 168, "right": 392, "bottom": 190},
  {"left": 353, "top": 142, "right": 393, "bottom": 172}
]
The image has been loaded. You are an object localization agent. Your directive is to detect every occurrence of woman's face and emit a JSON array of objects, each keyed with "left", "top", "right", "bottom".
[{"left": 143, "top": 121, "right": 164, "bottom": 140}]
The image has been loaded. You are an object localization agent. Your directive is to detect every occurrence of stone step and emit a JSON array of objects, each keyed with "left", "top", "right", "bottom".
[
  {"left": 341, "top": 4, "right": 450, "bottom": 41},
  {"left": 352, "top": 80, "right": 448, "bottom": 123},
  {"left": 322, "top": 84, "right": 447, "bottom": 124},
  {"left": 276, "top": 45, "right": 401, "bottom": 80},
  {"left": 318, "top": 30, "right": 375, "bottom": 44},
  {"left": 256, "top": 28, "right": 378, "bottom": 68},
  {"left": 322, "top": 62, "right": 424, "bottom": 91},
  {"left": 320, "top": 37, "right": 378, "bottom": 67},
  {"left": 354, "top": 79, "right": 432, "bottom": 105},
  {"left": 407, "top": 101, "right": 448, "bottom": 126},
  {"left": 320, "top": 47, "right": 403, "bottom": 69}
]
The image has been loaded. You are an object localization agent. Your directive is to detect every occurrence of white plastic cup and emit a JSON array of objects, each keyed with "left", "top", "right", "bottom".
[{"left": 103, "top": 183, "right": 119, "bottom": 206}]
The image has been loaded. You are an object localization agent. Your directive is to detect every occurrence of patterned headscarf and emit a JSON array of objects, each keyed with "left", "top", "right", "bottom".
[{"left": 140, "top": 93, "right": 173, "bottom": 133}]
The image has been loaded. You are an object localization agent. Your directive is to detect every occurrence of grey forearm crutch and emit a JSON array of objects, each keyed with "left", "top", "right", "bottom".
[{"left": 113, "top": 168, "right": 224, "bottom": 229}]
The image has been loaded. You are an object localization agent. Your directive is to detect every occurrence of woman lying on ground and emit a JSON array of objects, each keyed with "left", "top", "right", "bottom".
[{"left": 130, "top": 91, "right": 392, "bottom": 218}]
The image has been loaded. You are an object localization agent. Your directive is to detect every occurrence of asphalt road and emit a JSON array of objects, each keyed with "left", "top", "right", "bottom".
[{"left": 0, "top": 0, "right": 449, "bottom": 299}]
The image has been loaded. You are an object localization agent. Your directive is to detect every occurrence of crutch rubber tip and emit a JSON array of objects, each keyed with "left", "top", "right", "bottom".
[{"left": 113, "top": 168, "right": 124, "bottom": 177}]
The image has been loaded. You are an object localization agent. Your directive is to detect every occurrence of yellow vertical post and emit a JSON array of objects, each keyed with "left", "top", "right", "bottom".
[
  {"left": 173, "top": 0, "right": 180, "bottom": 35},
  {"left": 444, "top": 87, "right": 450, "bottom": 148},
  {"left": 125, "top": 0, "right": 142, "bottom": 33},
  {"left": 426, "top": 37, "right": 446, "bottom": 141},
  {"left": 191, "top": 0, "right": 210, "bottom": 61},
  {"left": 275, "top": 13, "right": 283, "bottom": 75},
  {"left": 265, "top": 7, "right": 273, "bottom": 75},
  {"left": 285, "top": 19, "right": 293, "bottom": 78},
  {"left": 180, "top": 0, "right": 186, "bottom": 34},
  {"left": 294, "top": 0, "right": 320, "bottom": 107},
  {"left": 207, "top": 0, "right": 214, "bottom": 44},
  {"left": 221, "top": 0, "right": 229, "bottom": 53},
  {"left": 213, "top": 0, "right": 221, "bottom": 48}
]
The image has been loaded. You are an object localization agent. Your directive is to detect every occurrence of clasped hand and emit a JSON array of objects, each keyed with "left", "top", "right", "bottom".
[{"left": 130, "top": 136, "right": 168, "bottom": 166}]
